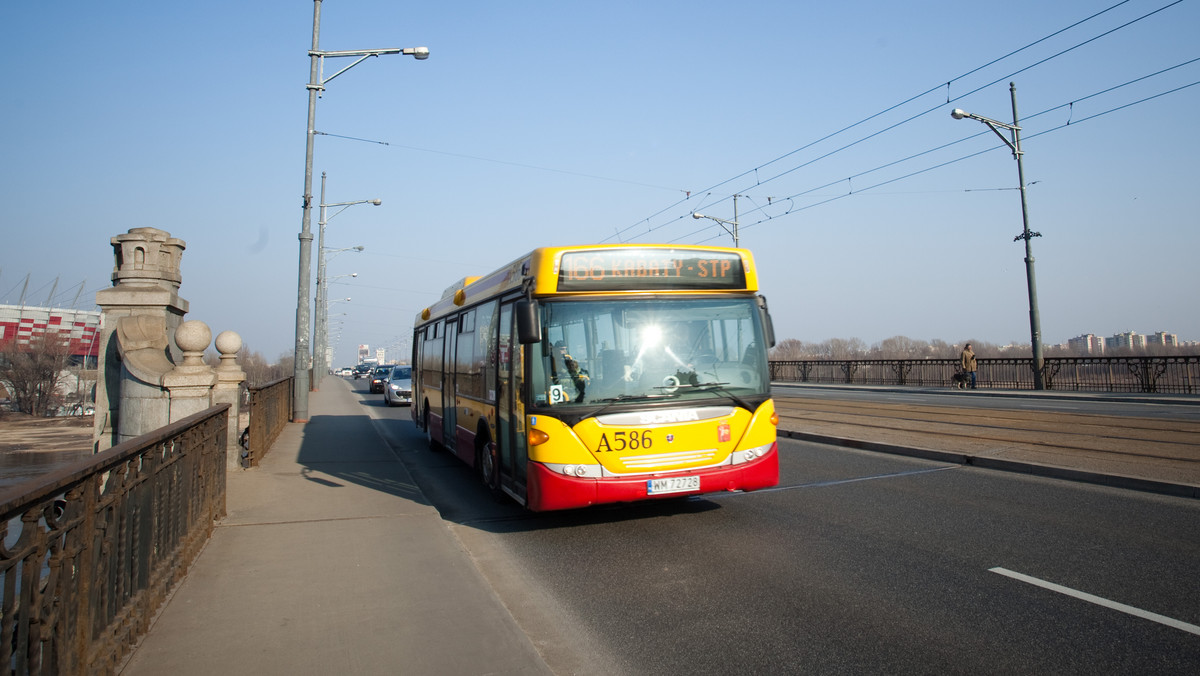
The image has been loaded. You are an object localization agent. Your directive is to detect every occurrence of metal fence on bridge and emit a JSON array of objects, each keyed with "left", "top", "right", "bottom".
[
  {"left": 245, "top": 376, "right": 292, "bottom": 468},
  {"left": 770, "top": 355, "right": 1200, "bottom": 394},
  {"left": 1, "top": 405, "right": 229, "bottom": 675}
]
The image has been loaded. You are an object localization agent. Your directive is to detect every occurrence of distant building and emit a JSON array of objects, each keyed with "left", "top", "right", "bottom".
[
  {"left": 357, "top": 344, "right": 370, "bottom": 364},
  {"left": 0, "top": 303, "right": 101, "bottom": 367},
  {"left": 1067, "top": 334, "right": 1105, "bottom": 355},
  {"left": 1147, "top": 331, "right": 1178, "bottom": 348},
  {"left": 1106, "top": 331, "right": 1146, "bottom": 351}
]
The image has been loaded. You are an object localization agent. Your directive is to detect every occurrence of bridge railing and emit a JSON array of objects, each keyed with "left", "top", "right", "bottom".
[
  {"left": 770, "top": 355, "right": 1200, "bottom": 394},
  {"left": 1, "top": 405, "right": 229, "bottom": 675},
  {"left": 245, "top": 376, "right": 292, "bottom": 468}
]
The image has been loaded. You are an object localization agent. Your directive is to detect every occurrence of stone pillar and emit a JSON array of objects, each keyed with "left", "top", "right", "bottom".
[
  {"left": 212, "top": 330, "right": 248, "bottom": 470},
  {"left": 92, "top": 227, "right": 188, "bottom": 452},
  {"left": 163, "top": 320, "right": 217, "bottom": 422},
  {"left": 113, "top": 315, "right": 174, "bottom": 445}
]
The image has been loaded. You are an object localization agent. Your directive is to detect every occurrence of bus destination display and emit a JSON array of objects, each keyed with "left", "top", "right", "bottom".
[{"left": 557, "top": 249, "right": 747, "bottom": 292}]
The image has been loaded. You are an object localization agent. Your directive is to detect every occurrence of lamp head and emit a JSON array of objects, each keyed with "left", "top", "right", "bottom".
[
  {"left": 353, "top": 246, "right": 365, "bottom": 252},
  {"left": 692, "top": 212, "right": 703, "bottom": 220},
  {"left": 410, "top": 46, "right": 430, "bottom": 60},
  {"left": 951, "top": 109, "right": 969, "bottom": 120},
  {"left": 370, "top": 199, "right": 382, "bottom": 206}
]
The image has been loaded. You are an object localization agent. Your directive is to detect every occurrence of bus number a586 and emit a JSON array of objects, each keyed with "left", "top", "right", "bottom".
[{"left": 596, "top": 430, "right": 652, "bottom": 452}]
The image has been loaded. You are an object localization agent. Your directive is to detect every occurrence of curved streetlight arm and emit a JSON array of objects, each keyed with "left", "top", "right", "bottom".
[
  {"left": 321, "top": 199, "right": 382, "bottom": 226},
  {"left": 951, "top": 109, "right": 1020, "bottom": 157},
  {"left": 692, "top": 212, "right": 739, "bottom": 242},
  {"left": 308, "top": 47, "right": 430, "bottom": 92},
  {"left": 322, "top": 245, "right": 365, "bottom": 256}
]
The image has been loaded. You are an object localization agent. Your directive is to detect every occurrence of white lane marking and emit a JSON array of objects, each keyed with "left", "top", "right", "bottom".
[
  {"left": 989, "top": 567, "right": 1200, "bottom": 636},
  {"left": 707, "top": 465, "right": 957, "bottom": 496}
]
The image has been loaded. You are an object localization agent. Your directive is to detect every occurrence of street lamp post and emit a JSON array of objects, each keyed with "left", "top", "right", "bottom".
[
  {"left": 951, "top": 81, "right": 1045, "bottom": 390},
  {"left": 312, "top": 172, "right": 376, "bottom": 391},
  {"left": 293, "top": 0, "right": 427, "bottom": 422},
  {"left": 691, "top": 194, "right": 741, "bottom": 247},
  {"left": 319, "top": 273, "right": 358, "bottom": 372},
  {"left": 312, "top": 298, "right": 350, "bottom": 384}
]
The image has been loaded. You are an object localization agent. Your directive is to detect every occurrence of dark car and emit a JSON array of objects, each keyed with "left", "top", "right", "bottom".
[
  {"left": 383, "top": 365, "right": 413, "bottom": 407},
  {"left": 353, "top": 364, "right": 372, "bottom": 379},
  {"left": 369, "top": 365, "right": 392, "bottom": 394}
]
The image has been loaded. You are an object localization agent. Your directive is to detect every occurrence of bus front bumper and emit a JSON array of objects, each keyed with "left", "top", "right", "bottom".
[{"left": 525, "top": 442, "right": 779, "bottom": 512}]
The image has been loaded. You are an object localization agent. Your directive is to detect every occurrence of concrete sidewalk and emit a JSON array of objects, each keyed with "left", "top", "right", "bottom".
[{"left": 120, "top": 379, "right": 552, "bottom": 675}]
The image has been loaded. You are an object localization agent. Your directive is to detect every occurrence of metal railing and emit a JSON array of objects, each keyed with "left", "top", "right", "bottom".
[
  {"left": 245, "top": 376, "right": 292, "bottom": 467},
  {"left": 770, "top": 355, "right": 1200, "bottom": 394},
  {"left": 1, "top": 404, "right": 229, "bottom": 675}
]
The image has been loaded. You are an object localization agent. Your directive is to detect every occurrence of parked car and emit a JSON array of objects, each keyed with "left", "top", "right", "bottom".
[
  {"left": 369, "top": 365, "right": 392, "bottom": 393},
  {"left": 383, "top": 365, "right": 413, "bottom": 407}
]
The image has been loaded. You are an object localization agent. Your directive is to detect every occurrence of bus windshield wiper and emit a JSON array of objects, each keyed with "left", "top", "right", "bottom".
[{"left": 592, "top": 393, "right": 678, "bottom": 403}]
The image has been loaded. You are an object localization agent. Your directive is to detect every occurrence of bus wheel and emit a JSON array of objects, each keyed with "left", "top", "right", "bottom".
[
  {"left": 478, "top": 437, "right": 500, "bottom": 494},
  {"left": 424, "top": 406, "right": 438, "bottom": 452}
]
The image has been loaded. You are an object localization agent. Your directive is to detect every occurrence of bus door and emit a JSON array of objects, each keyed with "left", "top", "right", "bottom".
[
  {"left": 497, "top": 301, "right": 528, "bottom": 495},
  {"left": 442, "top": 317, "right": 458, "bottom": 451}
]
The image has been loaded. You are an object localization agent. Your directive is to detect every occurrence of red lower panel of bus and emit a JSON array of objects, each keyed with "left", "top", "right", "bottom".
[{"left": 525, "top": 443, "right": 779, "bottom": 512}]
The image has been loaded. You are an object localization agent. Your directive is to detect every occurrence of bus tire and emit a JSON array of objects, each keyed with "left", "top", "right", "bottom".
[
  {"left": 476, "top": 430, "right": 501, "bottom": 496},
  {"left": 424, "top": 405, "right": 438, "bottom": 452}
]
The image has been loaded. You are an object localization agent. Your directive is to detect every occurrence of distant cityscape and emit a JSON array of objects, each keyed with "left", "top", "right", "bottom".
[{"left": 1062, "top": 330, "right": 1196, "bottom": 354}]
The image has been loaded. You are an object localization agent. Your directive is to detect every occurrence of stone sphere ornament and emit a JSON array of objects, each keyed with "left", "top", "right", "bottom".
[{"left": 175, "top": 320, "right": 212, "bottom": 367}]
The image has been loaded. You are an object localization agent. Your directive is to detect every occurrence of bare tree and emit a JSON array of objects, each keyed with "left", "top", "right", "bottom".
[
  {"left": 824, "top": 337, "right": 867, "bottom": 359},
  {"left": 871, "top": 335, "right": 930, "bottom": 359},
  {"left": 237, "top": 345, "right": 292, "bottom": 386},
  {"left": 0, "top": 332, "right": 72, "bottom": 417},
  {"left": 769, "top": 338, "right": 810, "bottom": 360}
]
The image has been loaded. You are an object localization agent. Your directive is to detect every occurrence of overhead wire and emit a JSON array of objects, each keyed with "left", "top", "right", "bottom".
[
  {"left": 711, "top": 75, "right": 1200, "bottom": 241},
  {"left": 604, "top": 0, "right": 1155, "bottom": 243},
  {"left": 619, "top": 0, "right": 1189, "bottom": 245}
]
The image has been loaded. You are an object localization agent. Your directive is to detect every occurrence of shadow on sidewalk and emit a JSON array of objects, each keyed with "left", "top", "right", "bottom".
[{"left": 293, "top": 404, "right": 724, "bottom": 534}]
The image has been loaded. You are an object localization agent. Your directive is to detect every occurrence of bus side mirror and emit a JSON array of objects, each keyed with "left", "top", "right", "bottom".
[
  {"left": 757, "top": 295, "right": 776, "bottom": 348},
  {"left": 516, "top": 299, "right": 542, "bottom": 344}
]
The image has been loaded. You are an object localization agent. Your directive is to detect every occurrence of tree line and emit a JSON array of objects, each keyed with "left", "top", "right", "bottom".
[
  {"left": 768, "top": 336, "right": 1195, "bottom": 360},
  {"left": 1, "top": 333, "right": 294, "bottom": 418}
]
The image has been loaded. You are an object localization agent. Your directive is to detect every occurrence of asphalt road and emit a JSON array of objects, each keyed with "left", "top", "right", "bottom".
[{"left": 354, "top": 378, "right": 1200, "bottom": 674}]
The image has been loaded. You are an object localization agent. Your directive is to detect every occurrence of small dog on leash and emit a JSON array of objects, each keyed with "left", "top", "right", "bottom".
[{"left": 951, "top": 371, "right": 972, "bottom": 389}]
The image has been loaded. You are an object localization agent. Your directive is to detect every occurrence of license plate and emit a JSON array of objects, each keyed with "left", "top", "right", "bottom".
[{"left": 647, "top": 475, "right": 700, "bottom": 495}]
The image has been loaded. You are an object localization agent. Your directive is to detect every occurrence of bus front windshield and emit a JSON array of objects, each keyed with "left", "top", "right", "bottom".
[{"left": 530, "top": 297, "right": 769, "bottom": 408}]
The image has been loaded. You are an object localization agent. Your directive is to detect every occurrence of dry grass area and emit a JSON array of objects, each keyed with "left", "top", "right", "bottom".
[{"left": 0, "top": 413, "right": 95, "bottom": 453}]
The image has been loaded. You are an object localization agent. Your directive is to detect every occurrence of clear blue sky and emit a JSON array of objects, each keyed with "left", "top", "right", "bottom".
[{"left": 3, "top": 0, "right": 1197, "bottom": 367}]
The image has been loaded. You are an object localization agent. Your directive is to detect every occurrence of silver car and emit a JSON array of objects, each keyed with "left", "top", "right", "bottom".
[{"left": 383, "top": 365, "right": 413, "bottom": 406}]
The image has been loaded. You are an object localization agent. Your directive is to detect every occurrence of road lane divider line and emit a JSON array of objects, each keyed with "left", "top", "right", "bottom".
[
  {"left": 989, "top": 567, "right": 1200, "bottom": 636},
  {"left": 709, "top": 465, "right": 957, "bottom": 497}
]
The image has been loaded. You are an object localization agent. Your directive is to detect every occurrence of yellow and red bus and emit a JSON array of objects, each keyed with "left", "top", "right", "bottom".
[{"left": 412, "top": 244, "right": 779, "bottom": 511}]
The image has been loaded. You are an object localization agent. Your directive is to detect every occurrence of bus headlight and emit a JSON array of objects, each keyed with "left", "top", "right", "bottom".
[
  {"left": 732, "top": 442, "right": 773, "bottom": 465},
  {"left": 542, "top": 462, "right": 602, "bottom": 478}
]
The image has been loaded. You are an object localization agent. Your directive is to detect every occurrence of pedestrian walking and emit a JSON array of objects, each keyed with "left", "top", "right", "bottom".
[{"left": 960, "top": 343, "right": 978, "bottom": 389}]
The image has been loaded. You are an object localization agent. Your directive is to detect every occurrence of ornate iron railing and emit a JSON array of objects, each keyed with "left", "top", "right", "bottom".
[
  {"left": 770, "top": 355, "right": 1200, "bottom": 394},
  {"left": 1, "top": 405, "right": 229, "bottom": 675},
  {"left": 246, "top": 376, "right": 292, "bottom": 468}
]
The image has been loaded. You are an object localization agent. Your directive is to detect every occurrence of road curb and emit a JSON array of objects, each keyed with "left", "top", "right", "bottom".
[
  {"left": 771, "top": 382, "right": 1200, "bottom": 407},
  {"left": 778, "top": 428, "right": 1200, "bottom": 500}
]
